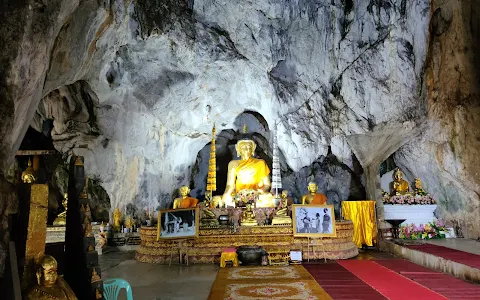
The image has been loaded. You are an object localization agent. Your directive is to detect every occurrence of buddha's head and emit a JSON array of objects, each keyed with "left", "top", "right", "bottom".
[
  {"left": 36, "top": 255, "right": 58, "bottom": 287},
  {"left": 235, "top": 139, "right": 256, "bottom": 159},
  {"left": 307, "top": 182, "right": 318, "bottom": 193},
  {"left": 393, "top": 168, "right": 403, "bottom": 181},
  {"left": 281, "top": 190, "right": 288, "bottom": 198},
  {"left": 179, "top": 185, "right": 190, "bottom": 197}
]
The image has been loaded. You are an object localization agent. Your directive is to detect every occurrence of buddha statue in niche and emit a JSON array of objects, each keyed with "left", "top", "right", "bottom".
[
  {"left": 391, "top": 168, "right": 409, "bottom": 195},
  {"left": 221, "top": 134, "right": 274, "bottom": 208},
  {"left": 173, "top": 186, "right": 199, "bottom": 209}
]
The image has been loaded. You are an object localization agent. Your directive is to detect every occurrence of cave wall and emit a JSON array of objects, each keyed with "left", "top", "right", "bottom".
[{"left": 0, "top": 0, "right": 478, "bottom": 241}]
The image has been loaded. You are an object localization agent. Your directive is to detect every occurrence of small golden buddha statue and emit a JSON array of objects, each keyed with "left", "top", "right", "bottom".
[
  {"left": 173, "top": 186, "right": 199, "bottom": 209},
  {"left": 272, "top": 192, "right": 292, "bottom": 225},
  {"left": 199, "top": 194, "right": 219, "bottom": 227},
  {"left": 241, "top": 203, "right": 257, "bottom": 226},
  {"left": 25, "top": 255, "right": 78, "bottom": 300},
  {"left": 124, "top": 215, "right": 134, "bottom": 230},
  {"left": 53, "top": 193, "right": 68, "bottom": 226},
  {"left": 22, "top": 158, "right": 36, "bottom": 183},
  {"left": 95, "top": 289, "right": 102, "bottom": 299},
  {"left": 222, "top": 128, "right": 274, "bottom": 208},
  {"left": 391, "top": 168, "right": 409, "bottom": 195},
  {"left": 113, "top": 208, "right": 122, "bottom": 231},
  {"left": 301, "top": 182, "right": 327, "bottom": 205},
  {"left": 414, "top": 177, "right": 427, "bottom": 196}
]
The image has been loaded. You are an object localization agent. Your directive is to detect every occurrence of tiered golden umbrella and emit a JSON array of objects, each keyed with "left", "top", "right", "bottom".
[{"left": 206, "top": 124, "right": 217, "bottom": 198}]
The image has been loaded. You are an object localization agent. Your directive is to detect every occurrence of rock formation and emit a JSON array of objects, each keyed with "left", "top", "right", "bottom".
[{"left": 0, "top": 0, "right": 478, "bottom": 250}]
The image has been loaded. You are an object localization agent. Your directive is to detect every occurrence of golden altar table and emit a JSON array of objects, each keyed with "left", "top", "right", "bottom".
[{"left": 135, "top": 220, "right": 358, "bottom": 264}]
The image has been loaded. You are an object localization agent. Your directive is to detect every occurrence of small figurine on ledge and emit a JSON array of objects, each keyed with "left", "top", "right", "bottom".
[
  {"left": 414, "top": 178, "right": 427, "bottom": 196},
  {"left": 391, "top": 168, "right": 409, "bottom": 195},
  {"left": 53, "top": 193, "right": 68, "bottom": 226},
  {"left": 173, "top": 186, "right": 199, "bottom": 209},
  {"left": 113, "top": 207, "right": 122, "bottom": 232},
  {"left": 199, "top": 193, "right": 219, "bottom": 227},
  {"left": 271, "top": 192, "right": 292, "bottom": 225},
  {"left": 301, "top": 182, "right": 327, "bottom": 205},
  {"left": 25, "top": 255, "right": 77, "bottom": 300},
  {"left": 241, "top": 203, "right": 258, "bottom": 226}
]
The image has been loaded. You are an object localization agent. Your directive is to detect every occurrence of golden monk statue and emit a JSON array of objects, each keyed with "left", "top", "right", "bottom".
[
  {"left": 414, "top": 177, "right": 427, "bottom": 196},
  {"left": 222, "top": 134, "right": 274, "bottom": 207},
  {"left": 272, "top": 192, "right": 292, "bottom": 225},
  {"left": 53, "top": 193, "right": 68, "bottom": 226},
  {"left": 22, "top": 158, "right": 36, "bottom": 183},
  {"left": 25, "top": 255, "right": 77, "bottom": 300},
  {"left": 173, "top": 186, "right": 199, "bottom": 209},
  {"left": 391, "top": 168, "right": 409, "bottom": 195},
  {"left": 199, "top": 194, "right": 219, "bottom": 227},
  {"left": 241, "top": 203, "right": 257, "bottom": 226},
  {"left": 301, "top": 182, "right": 327, "bottom": 205},
  {"left": 113, "top": 207, "right": 122, "bottom": 232}
]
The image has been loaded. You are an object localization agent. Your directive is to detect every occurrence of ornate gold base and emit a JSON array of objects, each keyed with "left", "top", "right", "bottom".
[
  {"left": 136, "top": 221, "right": 359, "bottom": 264},
  {"left": 271, "top": 217, "right": 292, "bottom": 225},
  {"left": 240, "top": 220, "right": 258, "bottom": 226}
]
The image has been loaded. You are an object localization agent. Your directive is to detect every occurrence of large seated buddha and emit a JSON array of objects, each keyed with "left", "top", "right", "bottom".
[{"left": 222, "top": 137, "right": 275, "bottom": 208}]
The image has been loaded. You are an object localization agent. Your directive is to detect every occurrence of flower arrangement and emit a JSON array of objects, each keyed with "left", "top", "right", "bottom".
[
  {"left": 399, "top": 220, "right": 447, "bottom": 240},
  {"left": 234, "top": 189, "right": 258, "bottom": 206},
  {"left": 382, "top": 193, "right": 436, "bottom": 205}
]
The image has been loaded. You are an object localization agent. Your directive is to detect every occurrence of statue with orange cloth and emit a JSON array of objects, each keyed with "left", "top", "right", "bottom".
[
  {"left": 172, "top": 186, "right": 199, "bottom": 209},
  {"left": 301, "top": 182, "right": 327, "bottom": 205}
]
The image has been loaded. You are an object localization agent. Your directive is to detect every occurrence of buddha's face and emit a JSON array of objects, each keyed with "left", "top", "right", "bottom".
[
  {"left": 394, "top": 171, "right": 403, "bottom": 181},
  {"left": 236, "top": 140, "right": 256, "bottom": 159},
  {"left": 179, "top": 186, "right": 190, "bottom": 197},
  {"left": 37, "top": 258, "right": 58, "bottom": 287},
  {"left": 307, "top": 183, "right": 318, "bottom": 193}
]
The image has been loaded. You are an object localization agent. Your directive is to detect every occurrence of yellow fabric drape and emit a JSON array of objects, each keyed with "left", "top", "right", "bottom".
[
  {"left": 235, "top": 158, "right": 270, "bottom": 191},
  {"left": 342, "top": 201, "right": 377, "bottom": 248}
]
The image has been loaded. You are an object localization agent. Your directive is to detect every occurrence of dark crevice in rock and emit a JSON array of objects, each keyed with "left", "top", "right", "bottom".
[
  {"left": 431, "top": 8, "right": 452, "bottom": 36},
  {"left": 340, "top": 0, "right": 354, "bottom": 39}
]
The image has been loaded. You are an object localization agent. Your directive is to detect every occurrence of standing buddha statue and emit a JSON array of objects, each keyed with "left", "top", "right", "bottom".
[
  {"left": 391, "top": 168, "right": 409, "bottom": 195},
  {"left": 221, "top": 125, "right": 274, "bottom": 207},
  {"left": 113, "top": 208, "right": 122, "bottom": 232},
  {"left": 301, "top": 182, "right": 327, "bottom": 205},
  {"left": 172, "top": 186, "right": 199, "bottom": 209}
]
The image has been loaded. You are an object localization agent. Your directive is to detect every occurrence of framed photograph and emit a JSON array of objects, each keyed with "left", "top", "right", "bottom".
[
  {"left": 292, "top": 205, "right": 336, "bottom": 237},
  {"left": 157, "top": 207, "right": 199, "bottom": 239}
]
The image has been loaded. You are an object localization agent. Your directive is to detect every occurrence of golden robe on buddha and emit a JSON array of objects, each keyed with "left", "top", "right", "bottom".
[{"left": 235, "top": 158, "right": 270, "bottom": 191}]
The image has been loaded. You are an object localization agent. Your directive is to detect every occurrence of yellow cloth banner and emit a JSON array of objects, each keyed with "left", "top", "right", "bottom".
[{"left": 342, "top": 201, "right": 377, "bottom": 248}]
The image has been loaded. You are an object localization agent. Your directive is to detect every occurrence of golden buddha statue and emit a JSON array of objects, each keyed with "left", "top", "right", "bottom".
[
  {"left": 125, "top": 215, "right": 134, "bottom": 230},
  {"left": 173, "top": 186, "right": 199, "bottom": 209},
  {"left": 199, "top": 194, "right": 219, "bottom": 227},
  {"left": 113, "top": 208, "right": 122, "bottom": 231},
  {"left": 414, "top": 177, "right": 427, "bottom": 196},
  {"left": 391, "top": 168, "right": 409, "bottom": 195},
  {"left": 83, "top": 217, "right": 93, "bottom": 237},
  {"left": 25, "top": 255, "right": 77, "bottom": 300},
  {"left": 222, "top": 129, "right": 274, "bottom": 208},
  {"left": 272, "top": 192, "right": 292, "bottom": 225},
  {"left": 241, "top": 203, "right": 257, "bottom": 226},
  {"left": 301, "top": 182, "right": 327, "bottom": 205},
  {"left": 53, "top": 193, "right": 68, "bottom": 226},
  {"left": 22, "top": 158, "right": 36, "bottom": 183}
]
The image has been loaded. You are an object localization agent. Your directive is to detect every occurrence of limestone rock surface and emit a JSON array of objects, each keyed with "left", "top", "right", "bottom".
[{"left": 0, "top": 0, "right": 478, "bottom": 237}]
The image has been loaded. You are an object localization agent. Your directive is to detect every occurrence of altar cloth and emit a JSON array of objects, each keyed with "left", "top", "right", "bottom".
[{"left": 342, "top": 200, "right": 377, "bottom": 248}]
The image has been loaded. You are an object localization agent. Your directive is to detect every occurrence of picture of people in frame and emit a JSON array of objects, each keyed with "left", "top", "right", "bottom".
[{"left": 292, "top": 205, "right": 336, "bottom": 237}]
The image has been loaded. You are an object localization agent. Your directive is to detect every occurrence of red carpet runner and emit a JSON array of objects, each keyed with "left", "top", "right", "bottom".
[
  {"left": 337, "top": 260, "right": 448, "bottom": 300},
  {"left": 303, "top": 263, "right": 387, "bottom": 300},
  {"left": 406, "top": 244, "right": 480, "bottom": 269},
  {"left": 376, "top": 260, "right": 480, "bottom": 300}
]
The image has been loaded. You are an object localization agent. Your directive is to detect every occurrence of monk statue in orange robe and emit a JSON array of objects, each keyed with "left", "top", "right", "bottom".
[
  {"left": 173, "top": 186, "right": 199, "bottom": 209},
  {"left": 301, "top": 182, "right": 327, "bottom": 205},
  {"left": 222, "top": 137, "right": 275, "bottom": 208}
]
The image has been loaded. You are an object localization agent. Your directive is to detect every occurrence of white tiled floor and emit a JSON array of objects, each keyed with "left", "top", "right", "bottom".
[{"left": 426, "top": 238, "right": 480, "bottom": 255}]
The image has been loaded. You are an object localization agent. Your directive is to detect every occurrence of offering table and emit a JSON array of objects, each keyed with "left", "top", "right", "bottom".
[{"left": 136, "top": 220, "right": 358, "bottom": 264}]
